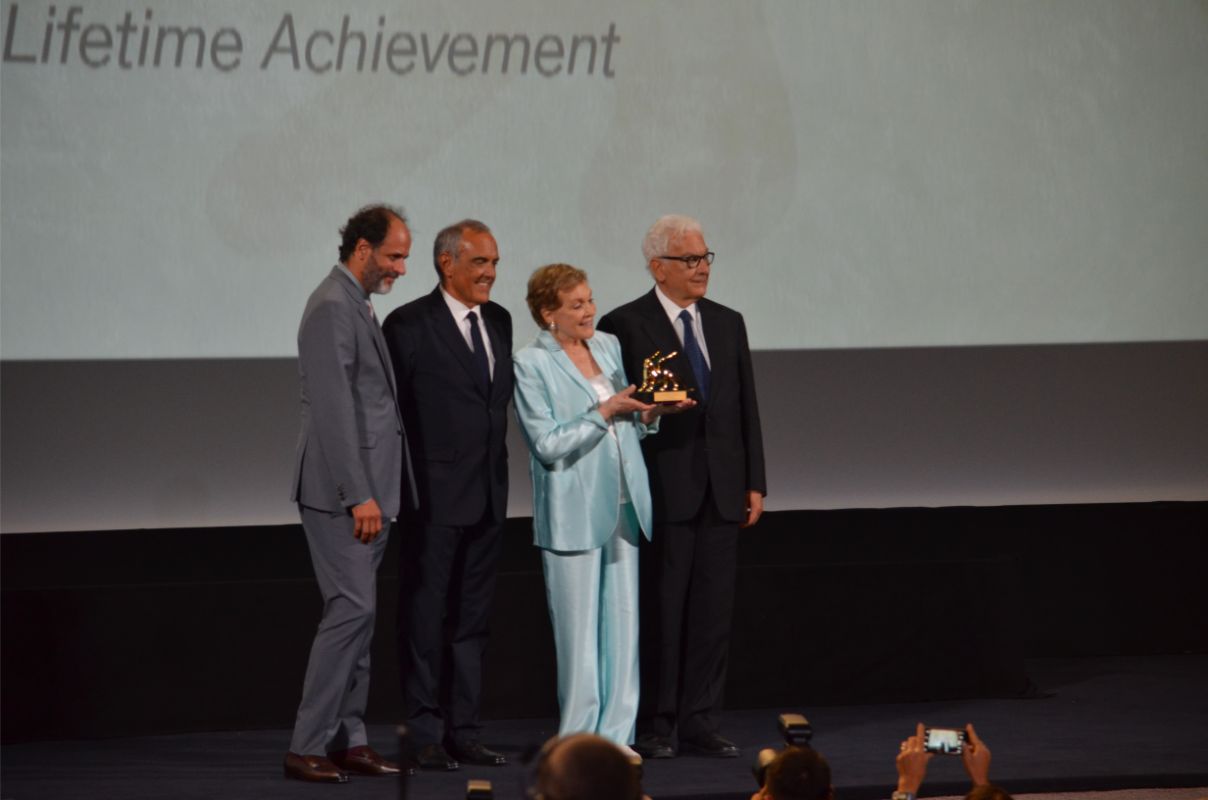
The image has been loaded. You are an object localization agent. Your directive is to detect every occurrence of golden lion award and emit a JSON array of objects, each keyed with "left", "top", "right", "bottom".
[{"left": 636, "top": 351, "right": 690, "bottom": 404}]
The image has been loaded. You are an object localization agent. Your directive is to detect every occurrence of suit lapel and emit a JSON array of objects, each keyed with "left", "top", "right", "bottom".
[
  {"left": 538, "top": 331, "right": 597, "bottom": 405},
  {"left": 590, "top": 336, "right": 625, "bottom": 390},
  {"left": 636, "top": 290, "right": 682, "bottom": 354},
  {"left": 333, "top": 267, "right": 399, "bottom": 403},
  {"left": 482, "top": 307, "right": 507, "bottom": 400},
  {"left": 697, "top": 298, "right": 729, "bottom": 383},
  {"left": 425, "top": 288, "right": 487, "bottom": 400},
  {"left": 367, "top": 308, "right": 398, "bottom": 399}
]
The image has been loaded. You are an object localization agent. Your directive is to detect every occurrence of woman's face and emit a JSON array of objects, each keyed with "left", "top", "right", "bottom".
[{"left": 544, "top": 281, "right": 596, "bottom": 343}]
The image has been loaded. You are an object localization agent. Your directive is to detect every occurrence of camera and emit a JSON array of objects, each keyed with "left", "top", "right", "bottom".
[
  {"left": 923, "top": 727, "right": 966, "bottom": 755},
  {"left": 753, "top": 713, "right": 813, "bottom": 786}
]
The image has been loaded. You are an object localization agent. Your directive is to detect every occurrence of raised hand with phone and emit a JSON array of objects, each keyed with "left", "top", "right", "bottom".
[{"left": 892, "top": 722, "right": 1009, "bottom": 800}]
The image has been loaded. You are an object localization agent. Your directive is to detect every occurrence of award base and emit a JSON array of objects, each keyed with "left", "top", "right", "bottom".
[{"left": 638, "top": 389, "right": 688, "bottom": 405}]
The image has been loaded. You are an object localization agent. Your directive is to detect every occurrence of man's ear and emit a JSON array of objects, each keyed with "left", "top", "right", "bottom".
[
  {"left": 346, "top": 238, "right": 371, "bottom": 272},
  {"left": 649, "top": 258, "right": 665, "bottom": 283}
]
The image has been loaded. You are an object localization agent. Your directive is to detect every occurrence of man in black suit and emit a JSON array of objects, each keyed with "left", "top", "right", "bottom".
[
  {"left": 597, "top": 214, "right": 766, "bottom": 760},
  {"left": 382, "top": 220, "right": 513, "bottom": 771}
]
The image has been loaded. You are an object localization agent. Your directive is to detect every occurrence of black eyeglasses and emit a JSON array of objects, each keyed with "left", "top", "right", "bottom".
[{"left": 658, "top": 251, "right": 715, "bottom": 269}]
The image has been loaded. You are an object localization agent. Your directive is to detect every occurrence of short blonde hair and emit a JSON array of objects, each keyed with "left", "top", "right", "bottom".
[{"left": 526, "top": 263, "right": 588, "bottom": 329}]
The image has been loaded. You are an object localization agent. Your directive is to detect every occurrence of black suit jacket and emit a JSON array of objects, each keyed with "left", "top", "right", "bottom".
[
  {"left": 382, "top": 287, "right": 513, "bottom": 528},
  {"left": 598, "top": 290, "right": 766, "bottom": 524}
]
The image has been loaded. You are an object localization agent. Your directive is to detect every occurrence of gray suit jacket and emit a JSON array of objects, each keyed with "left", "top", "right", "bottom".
[{"left": 291, "top": 265, "right": 412, "bottom": 517}]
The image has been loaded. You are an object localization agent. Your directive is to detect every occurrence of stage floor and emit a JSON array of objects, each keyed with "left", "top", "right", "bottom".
[{"left": 3, "top": 655, "right": 1206, "bottom": 800}]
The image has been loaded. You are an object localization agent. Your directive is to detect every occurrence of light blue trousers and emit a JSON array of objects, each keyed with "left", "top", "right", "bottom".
[{"left": 540, "top": 504, "right": 641, "bottom": 747}]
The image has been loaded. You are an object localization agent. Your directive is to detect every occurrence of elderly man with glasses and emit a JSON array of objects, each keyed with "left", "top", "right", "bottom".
[{"left": 597, "top": 214, "right": 767, "bottom": 760}]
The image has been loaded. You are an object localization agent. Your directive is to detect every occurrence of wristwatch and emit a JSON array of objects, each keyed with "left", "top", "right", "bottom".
[{"left": 891, "top": 792, "right": 916, "bottom": 800}]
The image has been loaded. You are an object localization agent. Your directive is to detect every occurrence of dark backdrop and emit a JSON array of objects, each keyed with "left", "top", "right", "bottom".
[{"left": 3, "top": 502, "right": 1205, "bottom": 744}]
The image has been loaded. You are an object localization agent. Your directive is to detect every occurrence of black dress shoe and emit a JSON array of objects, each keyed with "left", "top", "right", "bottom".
[
  {"left": 283, "top": 752, "right": 349, "bottom": 783},
  {"left": 633, "top": 735, "right": 676, "bottom": 759},
  {"left": 679, "top": 733, "right": 739, "bottom": 758},
  {"left": 448, "top": 740, "right": 507, "bottom": 766},
  {"left": 414, "top": 743, "right": 460, "bottom": 771}
]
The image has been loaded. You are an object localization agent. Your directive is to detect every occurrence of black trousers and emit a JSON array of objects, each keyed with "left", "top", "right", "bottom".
[
  {"left": 637, "top": 488, "right": 738, "bottom": 741},
  {"left": 397, "top": 514, "right": 503, "bottom": 747}
]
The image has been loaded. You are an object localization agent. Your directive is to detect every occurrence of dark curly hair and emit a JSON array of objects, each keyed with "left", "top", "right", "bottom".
[{"left": 338, "top": 204, "right": 407, "bottom": 262}]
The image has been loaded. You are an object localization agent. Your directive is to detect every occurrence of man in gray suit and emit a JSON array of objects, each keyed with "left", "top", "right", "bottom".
[{"left": 284, "top": 204, "right": 414, "bottom": 784}]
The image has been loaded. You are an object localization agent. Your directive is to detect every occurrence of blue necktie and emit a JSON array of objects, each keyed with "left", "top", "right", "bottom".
[
  {"left": 467, "top": 311, "right": 491, "bottom": 391},
  {"left": 679, "top": 309, "right": 710, "bottom": 402}
]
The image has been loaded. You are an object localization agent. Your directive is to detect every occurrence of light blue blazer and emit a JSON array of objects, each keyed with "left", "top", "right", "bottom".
[{"left": 513, "top": 330, "right": 656, "bottom": 552}]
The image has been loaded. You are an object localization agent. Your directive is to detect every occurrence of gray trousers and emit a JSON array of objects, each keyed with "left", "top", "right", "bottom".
[{"left": 289, "top": 505, "right": 390, "bottom": 755}]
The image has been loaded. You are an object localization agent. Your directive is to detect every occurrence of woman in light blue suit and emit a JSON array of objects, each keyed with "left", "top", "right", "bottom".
[{"left": 513, "top": 264, "right": 692, "bottom": 760}]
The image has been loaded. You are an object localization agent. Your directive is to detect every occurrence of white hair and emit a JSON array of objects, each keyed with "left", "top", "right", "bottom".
[{"left": 641, "top": 214, "right": 704, "bottom": 266}]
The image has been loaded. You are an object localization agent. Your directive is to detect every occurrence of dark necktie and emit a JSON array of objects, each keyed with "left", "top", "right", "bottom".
[
  {"left": 467, "top": 310, "right": 491, "bottom": 391},
  {"left": 679, "top": 309, "right": 710, "bottom": 402}
]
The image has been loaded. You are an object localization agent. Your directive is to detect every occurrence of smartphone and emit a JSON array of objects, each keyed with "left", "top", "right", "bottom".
[{"left": 923, "top": 727, "right": 966, "bottom": 755}]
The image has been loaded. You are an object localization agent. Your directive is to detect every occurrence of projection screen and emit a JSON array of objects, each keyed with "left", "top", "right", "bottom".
[{"left": 2, "top": 0, "right": 1206, "bottom": 532}]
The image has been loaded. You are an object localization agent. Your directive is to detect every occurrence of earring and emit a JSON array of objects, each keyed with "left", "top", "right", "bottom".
[{"left": 548, "top": 321, "right": 556, "bottom": 331}]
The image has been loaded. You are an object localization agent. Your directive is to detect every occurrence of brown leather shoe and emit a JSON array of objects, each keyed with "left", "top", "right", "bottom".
[
  {"left": 284, "top": 752, "right": 349, "bottom": 783},
  {"left": 329, "top": 745, "right": 403, "bottom": 776}
]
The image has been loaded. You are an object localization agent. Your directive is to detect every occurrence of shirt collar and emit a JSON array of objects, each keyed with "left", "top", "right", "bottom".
[
  {"left": 440, "top": 285, "right": 478, "bottom": 321},
  {"left": 654, "top": 284, "right": 698, "bottom": 326},
  {"left": 335, "top": 263, "right": 369, "bottom": 298}
]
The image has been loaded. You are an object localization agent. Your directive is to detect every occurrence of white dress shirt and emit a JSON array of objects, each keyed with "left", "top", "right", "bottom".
[{"left": 654, "top": 285, "right": 711, "bottom": 368}]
